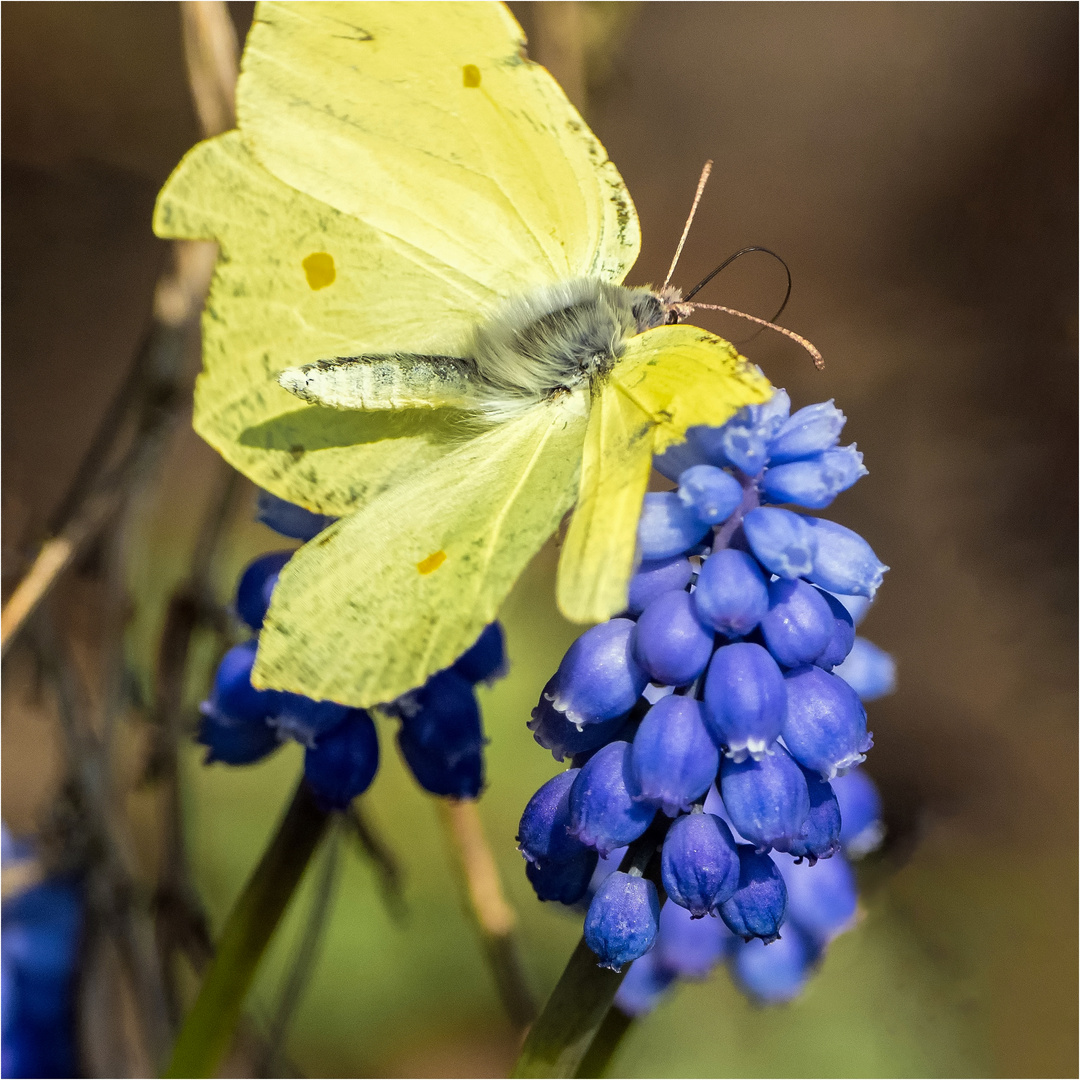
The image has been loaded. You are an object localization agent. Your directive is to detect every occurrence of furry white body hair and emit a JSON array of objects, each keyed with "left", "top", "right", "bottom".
[
  {"left": 278, "top": 277, "right": 669, "bottom": 422},
  {"left": 467, "top": 278, "right": 665, "bottom": 418}
]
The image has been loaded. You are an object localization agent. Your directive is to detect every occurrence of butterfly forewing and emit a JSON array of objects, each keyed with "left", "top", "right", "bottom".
[{"left": 238, "top": 1, "right": 640, "bottom": 296}]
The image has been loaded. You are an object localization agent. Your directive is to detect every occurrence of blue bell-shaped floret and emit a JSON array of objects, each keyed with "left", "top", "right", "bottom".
[
  {"left": 550, "top": 619, "right": 648, "bottom": 726},
  {"left": 584, "top": 871, "right": 660, "bottom": 971},
  {"left": 568, "top": 741, "right": 655, "bottom": 856},
  {"left": 303, "top": 710, "right": 379, "bottom": 810},
  {"left": 659, "top": 812, "right": 740, "bottom": 916},
  {"left": 637, "top": 491, "right": 712, "bottom": 560}
]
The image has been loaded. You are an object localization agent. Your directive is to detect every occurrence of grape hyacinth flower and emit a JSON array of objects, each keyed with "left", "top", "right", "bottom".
[
  {"left": 1, "top": 829, "right": 83, "bottom": 1079},
  {"left": 584, "top": 871, "right": 660, "bottom": 971},
  {"left": 201, "top": 493, "right": 511, "bottom": 809},
  {"left": 518, "top": 390, "right": 896, "bottom": 1009}
]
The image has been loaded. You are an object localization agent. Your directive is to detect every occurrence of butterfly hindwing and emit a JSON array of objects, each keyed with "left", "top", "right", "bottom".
[{"left": 253, "top": 393, "right": 589, "bottom": 706}]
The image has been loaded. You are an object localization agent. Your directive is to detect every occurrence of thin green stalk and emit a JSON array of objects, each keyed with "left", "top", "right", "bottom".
[
  {"left": 513, "top": 817, "right": 671, "bottom": 1078},
  {"left": 511, "top": 935, "right": 627, "bottom": 1078},
  {"left": 257, "top": 822, "right": 342, "bottom": 1076},
  {"left": 574, "top": 1006, "right": 635, "bottom": 1078},
  {"left": 164, "top": 777, "right": 330, "bottom": 1078}
]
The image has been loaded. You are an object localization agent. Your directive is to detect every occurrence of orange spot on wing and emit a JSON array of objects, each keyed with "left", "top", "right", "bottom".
[
  {"left": 462, "top": 64, "right": 481, "bottom": 88},
  {"left": 417, "top": 550, "right": 447, "bottom": 575},
  {"left": 302, "top": 252, "right": 336, "bottom": 290}
]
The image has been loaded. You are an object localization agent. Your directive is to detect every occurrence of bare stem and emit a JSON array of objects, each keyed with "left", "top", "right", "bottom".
[
  {"left": 346, "top": 799, "right": 407, "bottom": 922},
  {"left": 436, "top": 798, "right": 538, "bottom": 1030}
]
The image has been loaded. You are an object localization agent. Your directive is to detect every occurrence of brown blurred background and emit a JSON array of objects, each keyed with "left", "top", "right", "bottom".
[{"left": 3, "top": 3, "right": 1076, "bottom": 1077}]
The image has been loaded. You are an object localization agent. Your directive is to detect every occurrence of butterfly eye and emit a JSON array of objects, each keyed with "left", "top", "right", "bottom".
[{"left": 631, "top": 294, "right": 664, "bottom": 332}]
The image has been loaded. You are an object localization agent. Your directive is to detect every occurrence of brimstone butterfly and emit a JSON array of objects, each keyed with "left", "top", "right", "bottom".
[{"left": 153, "top": 1, "right": 772, "bottom": 707}]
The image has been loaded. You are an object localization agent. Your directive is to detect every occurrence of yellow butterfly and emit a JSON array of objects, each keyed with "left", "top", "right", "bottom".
[{"left": 153, "top": 0, "right": 772, "bottom": 708}]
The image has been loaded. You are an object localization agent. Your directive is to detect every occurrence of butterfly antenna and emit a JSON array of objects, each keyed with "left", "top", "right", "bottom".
[
  {"left": 663, "top": 160, "right": 713, "bottom": 290},
  {"left": 688, "top": 302, "right": 825, "bottom": 370},
  {"left": 684, "top": 246, "right": 792, "bottom": 324}
]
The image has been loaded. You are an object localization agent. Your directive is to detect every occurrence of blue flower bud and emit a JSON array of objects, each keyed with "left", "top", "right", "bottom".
[
  {"left": 653, "top": 900, "right": 730, "bottom": 979},
  {"left": 303, "top": 710, "right": 379, "bottom": 810},
  {"left": 197, "top": 706, "right": 279, "bottom": 766},
  {"left": 729, "top": 924, "right": 818, "bottom": 1003},
  {"left": 518, "top": 770, "right": 587, "bottom": 865},
  {"left": 525, "top": 848, "right": 598, "bottom": 904},
  {"left": 767, "top": 400, "right": 846, "bottom": 464},
  {"left": 551, "top": 619, "right": 648, "bottom": 726},
  {"left": 397, "top": 737, "right": 483, "bottom": 799},
  {"left": 271, "top": 693, "right": 351, "bottom": 748},
  {"left": 831, "top": 592, "right": 872, "bottom": 625},
  {"left": 760, "top": 444, "right": 867, "bottom": 510},
  {"left": 742, "top": 507, "right": 816, "bottom": 579},
  {"left": 528, "top": 682, "right": 628, "bottom": 762},
  {"left": 584, "top": 871, "right": 660, "bottom": 970},
  {"left": 703, "top": 642, "right": 786, "bottom": 761},
  {"left": 660, "top": 812, "right": 740, "bottom": 916},
  {"left": 781, "top": 665, "right": 873, "bottom": 779},
  {"left": 627, "top": 555, "right": 693, "bottom": 615},
  {"left": 719, "top": 744, "right": 810, "bottom": 853},
  {"left": 692, "top": 549, "right": 769, "bottom": 638},
  {"left": 717, "top": 845, "right": 787, "bottom": 943},
  {"left": 758, "top": 578, "right": 835, "bottom": 668},
  {"left": 235, "top": 551, "right": 292, "bottom": 630},
  {"left": 631, "top": 697, "right": 718, "bottom": 816},
  {"left": 654, "top": 395, "right": 789, "bottom": 479},
  {"left": 652, "top": 429, "right": 710, "bottom": 482},
  {"left": 834, "top": 636, "right": 897, "bottom": 702},
  {"left": 614, "top": 950, "right": 677, "bottom": 1016},
  {"left": 451, "top": 622, "right": 507, "bottom": 685},
  {"left": 758, "top": 387, "right": 793, "bottom": 434},
  {"left": 775, "top": 851, "right": 858, "bottom": 943},
  {"left": 396, "top": 671, "right": 485, "bottom": 798},
  {"left": 569, "top": 741, "right": 656, "bottom": 856},
  {"left": 2, "top": 874, "right": 83, "bottom": 1079},
  {"left": 804, "top": 517, "right": 888, "bottom": 598},
  {"left": 814, "top": 589, "right": 856, "bottom": 670},
  {"left": 786, "top": 766, "right": 841, "bottom": 865},
  {"left": 256, "top": 489, "right": 337, "bottom": 540},
  {"left": 759, "top": 387, "right": 793, "bottom": 431},
  {"left": 205, "top": 640, "right": 279, "bottom": 724},
  {"left": 831, "top": 768, "right": 885, "bottom": 858},
  {"left": 632, "top": 591, "right": 714, "bottom": 687},
  {"left": 695, "top": 396, "right": 787, "bottom": 476},
  {"left": 637, "top": 491, "right": 712, "bottom": 560},
  {"left": 677, "top": 465, "right": 743, "bottom": 525}
]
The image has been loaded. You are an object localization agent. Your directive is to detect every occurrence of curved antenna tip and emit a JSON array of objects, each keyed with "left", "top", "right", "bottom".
[{"left": 690, "top": 303, "right": 825, "bottom": 370}]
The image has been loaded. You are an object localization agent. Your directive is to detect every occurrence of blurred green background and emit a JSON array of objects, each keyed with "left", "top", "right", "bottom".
[{"left": 2, "top": 3, "right": 1076, "bottom": 1077}]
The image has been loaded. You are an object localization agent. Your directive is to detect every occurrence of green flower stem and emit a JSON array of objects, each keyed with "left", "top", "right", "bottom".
[
  {"left": 512, "top": 817, "right": 671, "bottom": 1078},
  {"left": 164, "top": 777, "right": 331, "bottom": 1078},
  {"left": 511, "top": 935, "right": 627, "bottom": 1078},
  {"left": 574, "top": 1006, "right": 635, "bottom": 1079}
]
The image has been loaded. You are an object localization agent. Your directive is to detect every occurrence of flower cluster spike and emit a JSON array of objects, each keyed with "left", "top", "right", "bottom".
[
  {"left": 517, "top": 390, "right": 895, "bottom": 1007},
  {"left": 200, "top": 495, "right": 507, "bottom": 805}
]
